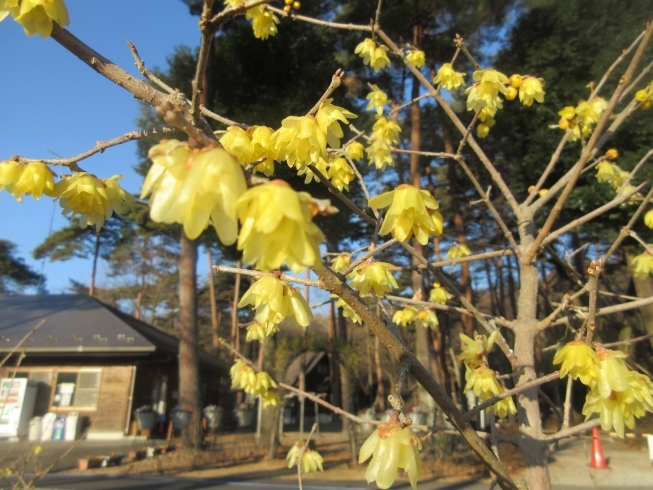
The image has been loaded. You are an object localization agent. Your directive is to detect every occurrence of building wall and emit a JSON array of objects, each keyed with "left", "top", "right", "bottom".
[{"left": 0, "top": 364, "right": 134, "bottom": 434}]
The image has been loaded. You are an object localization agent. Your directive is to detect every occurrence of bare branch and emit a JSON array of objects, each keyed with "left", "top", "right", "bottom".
[
  {"left": 591, "top": 29, "right": 646, "bottom": 98},
  {"left": 523, "top": 131, "right": 571, "bottom": 207},
  {"left": 212, "top": 265, "right": 321, "bottom": 287},
  {"left": 544, "top": 418, "right": 601, "bottom": 443},
  {"left": 603, "top": 187, "right": 653, "bottom": 262},
  {"left": 342, "top": 239, "right": 398, "bottom": 276},
  {"left": 585, "top": 260, "right": 602, "bottom": 345},
  {"left": 200, "top": 106, "right": 250, "bottom": 129},
  {"left": 190, "top": 0, "right": 217, "bottom": 125},
  {"left": 127, "top": 41, "right": 176, "bottom": 94},
  {"left": 308, "top": 69, "right": 344, "bottom": 116},
  {"left": 268, "top": 6, "right": 373, "bottom": 32},
  {"left": 454, "top": 34, "right": 481, "bottom": 70}
]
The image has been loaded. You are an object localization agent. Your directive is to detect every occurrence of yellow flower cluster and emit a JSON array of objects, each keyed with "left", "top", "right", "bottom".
[
  {"left": 458, "top": 330, "right": 500, "bottom": 369},
  {"left": 354, "top": 38, "right": 391, "bottom": 72},
  {"left": 0, "top": 0, "right": 69, "bottom": 38},
  {"left": 429, "top": 283, "right": 453, "bottom": 304},
  {"left": 56, "top": 173, "right": 132, "bottom": 231},
  {"left": 433, "top": 63, "right": 466, "bottom": 91},
  {"left": 405, "top": 49, "right": 425, "bottom": 68},
  {"left": 557, "top": 97, "right": 608, "bottom": 141},
  {"left": 331, "top": 294, "right": 362, "bottom": 324},
  {"left": 347, "top": 261, "right": 398, "bottom": 296},
  {"left": 464, "top": 366, "right": 517, "bottom": 418},
  {"left": 359, "top": 418, "right": 422, "bottom": 490},
  {"left": 644, "top": 209, "right": 653, "bottom": 229},
  {"left": 219, "top": 125, "right": 276, "bottom": 176},
  {"left": 142, "top": 140, "right": 247, "bottom": 244},
  {"left": 286, "top": 442, "right": 324, "bottom": 474},
  {"left": 0, "top": 160, "right": 54, "bottom": 200},
  {"left": 235, "top": 180, "right": 325, "bottom": 273},
  {"left": 327, "top": 157, "right": 356, "bottom": 191},
  {"left": 392, "top": 306, "right": 418, "bottom": 327},
  {"left": 245, "top": 5, "right": 279, "bottom": 40},
  {"left": 554, "top": 342, "right": 653, "bottom": 437},
  {"left": 0, "top": 160, "right": 132, "bottom": 231},
  {"left": 413, "top": 308, "right": 438, "bottom": 330},
  {"left": 476, "top": 106, "right": 496, "bottom": 138},
  {"left": 366, "top": 84, "right": 389, "bottom": 115},
  {"left": 466, "top": 69, "right": 509, "bottom": 112},
  {"left": 238, "top": 275, "right": 312, "bottom": 332},
  {"left": 245, "top": 321, "right": 279, "bottom": 343},
  {"left": 631, "top": 251, "right": 653, "bottom": 278},
  {"left": 446, "top": 243, "right": 472, "bottom": 260},
  {"left": 230, "top": 359, "right": 279, "bottom": 402},
  {"left": 366, "top": 117, "right": 401, "bottom": 171},
  {"left": 369, "top": 184, "right": 444, "bottom": 245},
  {"left": 508, "top": 74, "right": 545, "bottom": 107},
  {"left": 271, "top": 100, "right": 356, "bottom": 172}
]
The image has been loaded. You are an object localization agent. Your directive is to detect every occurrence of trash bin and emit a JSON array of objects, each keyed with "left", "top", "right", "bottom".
[
  {"left": 28, "top": 417, "right": 42, "bottom": 441},
  {"left": 64, "top": 412, "right": 79, "bottom": 441}
]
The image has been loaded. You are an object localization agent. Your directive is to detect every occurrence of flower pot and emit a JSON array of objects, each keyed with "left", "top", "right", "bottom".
[
  {"left": 171, "top": 408, "right": 191, "bottom": 429},
  {"left": 78, "top": 458, "right": 89, "bottom": 471},
  {"left": 235, "top": 408, "right": 255, "bottom": 428},
  {"left": 134, "top": 410, "right": 157, "bottom": 431},
  {"left": 203, "top": 407, "right": 223, "bottom": 430}
]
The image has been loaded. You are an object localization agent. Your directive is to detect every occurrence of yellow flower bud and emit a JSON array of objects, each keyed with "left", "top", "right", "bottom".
[
  {"left": 558, "top": 118, "right": 570, "bottom": 130},
  {"left": 366, "top": 84, "right": 389, "bottom": 115},
  {"left": 284, "top": 0, "right": 293, "bottom": 4},
  {"left": 509, "top": 74, "right": 523, "bottom": 88},
  {"left": 477, "top": 123, "right": 490, "bottom": 138},
  {"left": 505, "top": 86, "right": 518, "bottom": 101},
  {"left": 643, "top": 99, "right": 652, "bottom": 110},
  {"left": 355, "top": 38, "right": 391, "bottom": 72},
  {"left": 605, "top": 149, "right": 619, "bottom": 160},
  {"left": 344, "top": 141, "right": 365, "bottom": 161},
  {"left": 292, "top": 0, "right": 301, "bottom": 8},
  {"left": 635, "top": 89, "right": 649, "bottom": 102},
  {"left": 283, "top": 5, "right": 291, "bottom": 12},
  {"left": 644, "top": 209, "right": 653, "bottom": 229}
]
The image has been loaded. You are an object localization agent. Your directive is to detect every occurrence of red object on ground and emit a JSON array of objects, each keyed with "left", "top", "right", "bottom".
[{"left": 589, "top": 426, "right": 609, "bottom": 469}]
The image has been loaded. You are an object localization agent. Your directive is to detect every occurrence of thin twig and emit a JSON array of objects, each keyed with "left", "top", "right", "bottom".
[
  {"left": 389, "top": 93, "right": 431, "bottom": 116},
  {"left": 454, "top": 34, "right": 481, "bottom": 70},
  {"left": 156, "top": 101, "right": 217, "bottom": 147},
  {"left": 591, "top": 29, "right": 646, "bottom": 98},
  {"left": 0, "top": 319, "right": 46, "bottom": 369},
  {"left": 544, "top": 418, "right": 601, "bottom": 443},
  {"left": 11, "top": 126, "right": 177, "bottom": 171},
  {"left": 562, "top": 376, "right": 573, "bottom": 430},
  {"left": 342, "top": 239, "right": 398, "bottom": 275},
  {"left": 617, "top": 148, "right": 653, "bottom": 193},
  {"left": 212, "top": 265, "right": 321, "bottom": 287},
  {"left": 127, "top": 41, "right": 176, "bottom": 94},
  {"left": 200, "top": 106, "right": 250, "bottom": 129},
  {"left": 585, "top": 260, "right": 602, "bottom": 345},
  {"left": 308, "top": 69, "right": 344, "bottom": 116},
  {"left": 190, "top": 0, "right": 217, "bottom": 125},
  {"left": 268, "top": 5, "right": 372, "bottom": 32},
  {"left": 523, "top": 131, "right": 571, "bottom": 207},
  {"left": 601, "top": 332, "right": 653, "bottom": 348},
  {"left": 602, "top": 187, "right": 653, "bottom": 263},
  {"left": 296, "top": 422, "right": 318, "bottom": 490},
  {"left": 392, "top": 148, "right": 457, "bottom": 159}
]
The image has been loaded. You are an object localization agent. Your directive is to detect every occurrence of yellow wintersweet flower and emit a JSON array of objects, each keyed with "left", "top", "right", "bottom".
[
  {"left": 518, "top": 76, "right": 545, "bottom": 106},
  {"left": 219, "top": 126, "right": 252, "bottom": 165},
  {"left": 0, "top": 160, "right": 24, "bottom": 194},
  {"left": 359, "top": 418, "right": 422, "bottom": 490},
  {"left": 250, "top": 371, "right": 277, "bottom": 397},
  {"left": 327, "top": 157, "right": 355, "bottom": 191},
  {"left": 405, "top": 49, "right": 425, "bottom": 68},
  {"left": 245, "top": 321, "right": 279, "bottom": 342},
  {"left": 369, "top": 184, "right": 444, "bottom": 245},
  {"left": 631, "top": 252, "right": 653, "bottom": 278},
  {"left": 331, "top": 294, "right": 362, "bottom": 324},
  {"left": 230, "top": 359, "right": 257, "bottom": 392},
  {"left": 347, "top": 261, "right": 398, "bottom": 296},
  {"left": 12, "top": 161, "right": 55, "bottom": 200},
  {"left": 249, "top": 125, "right": 276, "bottom": 175},
  {"left": 458, "top": 330, "right": 500, "bottom": 369},
  {"left": 11, "top": 0, "right": 69, "bottom": 38},
  {"left": 331, "top": 253, "right": 351, "bottom": 273},
  {"left": 143, "top": 143, "right": 247, "bottom": 244},
  {"left": 366, "top": 84, "right": 389, "bottom": 115},
  {"left": 509, "top": 74, "right": 523, "bottom": 88},
  {"left": 464, "top": 366, "right": 516, "bottom": 418},
  {"left": 553, "top": 340, "right": 600, "bottom": 386},
  {"left": 223, "top": 0, "right": 242, "bottom": 5},
  {"left": 344, "top": 141, "right": 365, "bottom": 161},
  {"left": 54, "top": 173, "right": 108, "bottom": 230},
  {"left": 238, "top": 275, "right": 312, "bottom": 328},
  {"left": 371, "top": 117, "right": 401, "bottom": 144},
  {"left": 433, "top": 63, "right": 466, "bottom": 91},
  {"left": 466, "top": 69, "right": 509, "bottom": 112},
  {"left": 315, "top": 99, "right": 357, "bottom": 149},
  {"left": 414, "top": 308, "right": 438, "bottom": 330},
  {"left": 576, "top": 98, "right": 607, "bottom": 127},
  {"left": 272, "top": 115, "right": 325, "bottom": 168},
  {"left": 354, "top": 38, "right": 391, "bottom": 72},
  {"left": 644, "top": 209, "right": 653, "bottom": 229},
  {"left": 558, "top": 106, "right": 576, "bottom": 121},
  {"left": 392, "top": 306, "right": 418, "bottom": 327},
  {"left": 262, "top": 390, "right": 280, "bottom": 408},
  {"left": 236, "top": 180, "right": 325, "bottom": 272},
  {"left": 595, "top": 161, "right": 616, "bottom": 184},
  {"left": 0, "top": 0, "right": 19, "bottom": 22},
  {"left": 365, "top": 139, "right": 394, "bottom": 170},
  {"left": 103, "top": 175, "right": 133, "bottom": 217},
  {"left": 287, "top": 442, "right": 324, "bottom": 474},
  {"left": 594, "top": 347, "right": 635, "bottom": 397},
  {"left": 429, "top": 283, "right": 453, "bottom": 304},
  {"left": 246, "top": 6, "right": 279, "bottom": 40},
  {"left": 446, "top": 243, "right": 472, "bottom": 259}
]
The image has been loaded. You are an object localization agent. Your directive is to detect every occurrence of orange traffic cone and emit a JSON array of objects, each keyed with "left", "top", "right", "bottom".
[{"left": 589, "top": 426, "right": 609, "bottom": 469}]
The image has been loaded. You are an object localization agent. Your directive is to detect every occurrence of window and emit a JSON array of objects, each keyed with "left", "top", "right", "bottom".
[{"left": 52, "top": 370, "right": 101, "bottom": 409}]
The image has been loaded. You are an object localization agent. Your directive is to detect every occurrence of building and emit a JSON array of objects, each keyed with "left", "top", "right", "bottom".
[{"left": 0, "top": 294, "right": 229, "bottom": 439}]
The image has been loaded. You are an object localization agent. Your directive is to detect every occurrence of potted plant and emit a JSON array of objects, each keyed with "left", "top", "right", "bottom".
[
  {"left": 234, "top": 403, "right": 255, "bottom": 428},
  {"left": 134, "top": 405, "right": 157, "bottom": 435},
  {"left": 203, "top": 405, "right": 223, "bottom": 430},
  {"left": 170, "top": 406, "right": 192, "bottom": 430}
]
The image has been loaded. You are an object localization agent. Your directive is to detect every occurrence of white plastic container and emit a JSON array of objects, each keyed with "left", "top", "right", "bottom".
[
  {"left": 27, "top": 417, "right": 42, "bottom": 441},
  {"left": 40, "top": 412, "right": 56, "bottom": 441},
  {"left": 647, "top": 434, "right": 653, "bottom": 464},
  {"left": 64, "top": 412, "right": 79, "bottom": 441}
]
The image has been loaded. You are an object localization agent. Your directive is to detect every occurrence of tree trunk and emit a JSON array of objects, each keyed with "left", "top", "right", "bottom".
[
  {"left": 327, "top": 299, "right": 342, "bottom": 407},
  {"left": 231, "top": 260, "right": 242, "bottom": 352},
  {"left": 515, "top": 218, "right": 551, "bottom": 490},
  {"left": 89, "top": 231, "right": 100, "bottom": 297},
  {"left": 373, "top": 334, "right": 385, "bottom": 410},
  {"left": 179, "top": 231, "right": 202, "bottom": 448},
  {"left": 207, "top": 248, "right": 220, "bottom": 351},
  {"left": 626, "top": 250, "right": 653, "bottom": 350}
]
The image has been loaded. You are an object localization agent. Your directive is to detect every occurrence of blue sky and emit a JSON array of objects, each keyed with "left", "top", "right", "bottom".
[{"left": 0, "top": 1, "right": 201, "bottom": 293}]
